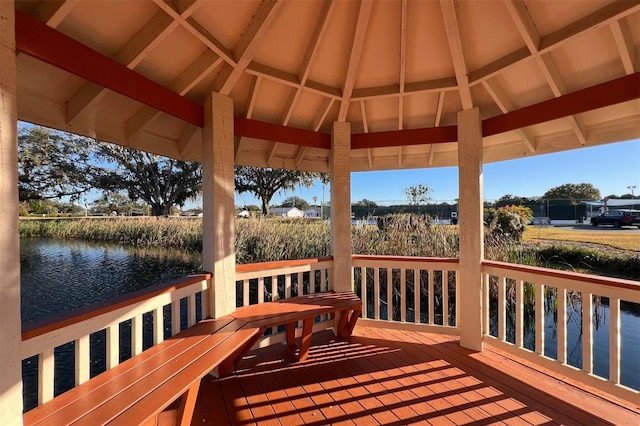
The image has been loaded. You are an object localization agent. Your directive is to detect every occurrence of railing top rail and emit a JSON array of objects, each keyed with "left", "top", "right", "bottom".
[
  {"left": 235, "top": 256, "right": 334, "bottom": 274},
  {"left": 352, "top": 255, "right": 460, "bottom": 264},
  {"left": 22, "top": 273, "right": 211, "bottom": 341},
  {"left": 482, "top": 260, "right": 640, "bottom": 292}
]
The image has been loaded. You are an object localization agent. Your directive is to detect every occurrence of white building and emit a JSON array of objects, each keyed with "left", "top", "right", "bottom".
[{"left": 269, "top": 207, "right": 304, "bottom": 218}]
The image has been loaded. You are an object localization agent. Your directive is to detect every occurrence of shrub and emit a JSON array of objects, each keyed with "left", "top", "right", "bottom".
[{"left": 485, "top": 207, "right": 528, "bottom": 241}]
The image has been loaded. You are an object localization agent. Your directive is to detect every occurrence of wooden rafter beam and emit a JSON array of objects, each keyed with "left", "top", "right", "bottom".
[
  {"left": 440, "top": 0, "right": 473, "bottom": 110},
  {"left": 281, "top": 0, "right": 335, "bottom": 165},
  {"left": 32, "top": 0, "right": 78, "bottom": 27},
  {"left": 66, "top": 10, "right": 179, "bottom": 125},
  {"left": 503, "top": 0, "right": 539, "bottom": 54},
  {"left": 611, "top": 19, "right": 637, "bottom": 75},
  {"left": 470, "top": 1, "right": 640, "bottom": 85},
  {"left": 234, "top": 117, "right": 330, "bottom": 149},
  {"left": 125, "top": 50, "right": 223, "bottom": 139},
  {"left": 219, "top": 0, "right": 283, "bottom": 95},
  {"left": 483, "top": 72, "right": 640, "bottom": 137},
  {"left": 338, "top": 0, "right": 373, "bottom": 121},
  {"left": 482, "top": 78, "right": 535, "bottom": 152},
  {"left": 152, "top": 0, "right": 234, "bottom": 65},
  {"left": 15, "top": 9, "right": 205, "bottom": 127}
]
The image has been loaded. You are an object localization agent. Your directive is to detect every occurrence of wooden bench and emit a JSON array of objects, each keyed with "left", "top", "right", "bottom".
[
  {"left": 231, "top": 290, "right": 362, "bottom": 362},
  {"left": 23, "top": 291, "right": 361, "bottom": 426}
]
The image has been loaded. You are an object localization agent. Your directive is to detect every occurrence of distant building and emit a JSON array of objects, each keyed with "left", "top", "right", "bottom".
[
  {"left": 269, "top": 207, "right": 304, "bottom": 218},
  {"left": 304, "top": 207, "right": 321, "bottom": 218},
  {"left": 237, "top": 210, "right": 250, "bottom": 218}
]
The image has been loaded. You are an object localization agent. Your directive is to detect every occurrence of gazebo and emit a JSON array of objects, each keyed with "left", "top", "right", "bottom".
[{"left": 1, "top": 0, "right": 639, "bottom": 423}]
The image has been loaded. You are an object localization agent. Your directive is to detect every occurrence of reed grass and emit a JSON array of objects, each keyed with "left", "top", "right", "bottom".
[{"left": 18, "top": 216, "right": 638, "bottom": 279}]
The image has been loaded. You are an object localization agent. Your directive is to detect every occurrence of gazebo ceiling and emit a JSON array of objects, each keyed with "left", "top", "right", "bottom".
[{"left": 13, "top": 0, "right": 640, "bottom": 173}]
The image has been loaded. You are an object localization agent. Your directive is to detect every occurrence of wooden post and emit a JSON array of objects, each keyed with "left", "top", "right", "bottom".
[
  {"left": 202, "top": 93, "right": 236, "bottom": 318},
  {"left": 0, "top": 1, "right": 24, "bottom": 422},
  {"left": 330, "top": 122, "right": 352, "bottom": 292},
  {"left": 457, "top": 107, "right": 484, "bottom": 351}
]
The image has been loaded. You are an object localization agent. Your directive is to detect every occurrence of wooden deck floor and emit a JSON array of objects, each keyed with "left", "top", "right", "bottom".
[{"left": 161, "top": 325, "right": 639, "bottom": 425}]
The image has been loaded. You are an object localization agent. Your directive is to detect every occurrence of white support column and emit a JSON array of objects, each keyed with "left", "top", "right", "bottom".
[
  {"left": 457, "top": 107, "right": 484, "bottom": 351},
  {"left": 0, "top": 1, "right": 24, "bottom": 423},
  {"left": 330, "top": 122, "right": 352, "bottom": 292},
  {"left": 202, "top": 93, "right": 236, "bottom": 318}
]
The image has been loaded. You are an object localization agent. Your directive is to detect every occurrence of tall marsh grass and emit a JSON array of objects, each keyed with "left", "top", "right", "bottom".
[{"left": 19, "top": 216, "right": 637, "bottom": 279}]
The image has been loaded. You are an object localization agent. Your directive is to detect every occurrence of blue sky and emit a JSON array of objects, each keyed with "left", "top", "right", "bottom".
[{"left": 235, "top": 139, "right": 640, "bottom": 208}]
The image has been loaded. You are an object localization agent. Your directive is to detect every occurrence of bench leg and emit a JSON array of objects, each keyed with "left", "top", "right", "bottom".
[
  {"left": 298, "top": 317, "right": 314, "bottom": 362},
  {"left": 335, "top": 307, "right": 361, "bottom": 338},
  {"left": 177, "top": 381, "right": 200, "bottom": 426}
]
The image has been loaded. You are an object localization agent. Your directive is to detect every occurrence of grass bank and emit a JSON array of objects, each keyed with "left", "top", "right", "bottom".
[{"left": 19, "top": 217, "right": 639, "bottom": 279}]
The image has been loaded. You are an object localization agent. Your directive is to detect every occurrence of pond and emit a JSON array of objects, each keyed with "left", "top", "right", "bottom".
[{"left": 20, "top": 238, "right": 202, "bottom": 411}]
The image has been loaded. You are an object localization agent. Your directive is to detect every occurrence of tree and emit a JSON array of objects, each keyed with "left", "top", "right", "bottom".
[
  {"left": 494, "top": 194, "right": 536, "bottom": 208},
  {"left": 18, "top": 125, "right": 93, "bottom": 202},
  {"left": 280, "top": 196, "right": 309, "bottom": 210},
  {"left": 92, "top": 143, "right": 202, "bottom": 216},
  {"left": 542, "top": 183, "right": 600, "bottom": 201},
  {"left": 91, "top": 193, "right": 147, "bottom": 215},
  {"left": 404, "top": 184, "right": 432, "bottom": 206},
  {"left": 235, "top": 166, "right": 324, "bottom": 215},
  {"left": 354, "top": 199, "right": 378, "bottom": 207}
]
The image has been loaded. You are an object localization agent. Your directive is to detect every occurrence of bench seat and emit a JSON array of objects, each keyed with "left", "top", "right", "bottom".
[{"left": 23, "top": 291, "right": 361, "bottom": 425}]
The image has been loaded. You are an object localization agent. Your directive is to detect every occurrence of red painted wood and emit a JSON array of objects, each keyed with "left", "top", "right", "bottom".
[
  {"left": 14, "top": 10, "right": 204, "bottom": 127},
  {"left": 483, "top": 72, "right": 640, "bottom": 136},
  {"left": 234, "top": 117, "right": 331, "bottom": 149},
  {"left": 351, "top": 126, "right": 458, "bottom": 149},
  {"left": 352, "top": 254, "right": 460, "bottom": 264}
]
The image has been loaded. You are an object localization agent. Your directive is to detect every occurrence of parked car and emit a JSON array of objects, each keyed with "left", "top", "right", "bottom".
[{"left": 590, "top": 209, "right": 640, "bottom": 228}]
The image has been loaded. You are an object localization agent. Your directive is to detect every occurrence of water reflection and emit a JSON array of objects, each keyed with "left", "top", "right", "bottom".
[
  {"left": 20, "top": 238, "right": 202, "bottom": 411},
  {"left": 20, "top": 238, "right": 202, "bottom": 323}
]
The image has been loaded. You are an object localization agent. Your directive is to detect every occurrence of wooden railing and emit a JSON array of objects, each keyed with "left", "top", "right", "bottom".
[
  {"left": 352, "top": 255, "right": 460, "bottom": 333},
  {"left": 21, "top": 257, "right": 335, "bottom": 410},
  {"left": 235, "top": 257, "right": 334, "bottom": 306},
  {"left": 21, "top": 274, "right": 210, "bottom": 408},
  {"left": 482, "top": 260, "right": 640, "bottom": 403}
]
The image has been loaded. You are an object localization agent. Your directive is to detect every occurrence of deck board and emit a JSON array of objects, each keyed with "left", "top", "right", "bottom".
[{"left": 172, "top": 325, "right": 639, "bottom": 426}]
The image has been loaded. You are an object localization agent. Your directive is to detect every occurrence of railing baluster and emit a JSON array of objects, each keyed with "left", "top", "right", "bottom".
[
  {"left": 310, "top": 268, "right": 316, "bottom": 294},
  {"left": 171, "top": 300, "right": 181, "bottom": 336},
  {"left": 75, "top": 334, "right": 90, "bottom": 385},
  {"left": 187, "top": 295, "right": 196, "bottom": 327},
  {"left": 498, "top": 276, "right": 506, "bottom": 341},
  {"left": 609, "top": 297, "right": 621, "bottom": 384},
  {"left": 582, "top": 292, "right": 593, "bottom": 374},
  {"left": 258, "top": 277, "right": 265, "bottom": 303},
  {"left": 387, "top": 267, "right": 392, "bottom": 321},
  {"left": 153, "top": 306, "right": 164, "bottom": 344},
  {"left": 535, "top": 282, "right": 544, "bottom": 355},
  {"left": 455, "top": 270, "right": 459, "bottom": 327},
  {"left": 201, "top": 288, "right": 209, "bottom": 319},
  {"left": 285, "top": 273, "right": 292, "bottom": 299},
  {"left": 106, "top": 323, "right": 119, "bottom": 369},
  {"left": 361, "top": 267, "right": 367, "bottom": 317},
  {"left": 38, "top": 348, "right": 54, "bottom": 405},
  {"left": 271, "top": 275, "right": 277, "bottom": 301},
  {"left": 428, "top": 269, "right": 434, "bottom": 325},
  {"left": 414, "top": 269, "right": 420, "bottom": 324},
  {"left": 557, "top": 287, "right": 567, "bottom": 364},
  {"left": 442, "top": 270, "right": 449, "bottom": 327},
  {"left": 374, "top": 267, "right": 380, "bottom": 320},
  {"left": 483, "top": 273, "right": 489, "bottom": 334},
  {"left": 297, "top": 272, "right": 303, "bottom": 296},
  {"left": 132, "top": 314, "right": 143, "bottom": 356},
  {"left": 320, "top": 268, "right": 326, "bottom": 292},
  {"left": 400, "top": 268, "right": 406, "bottom": 322},
  {"left": 515, "top": 280, "right": 523, "bottom": 348},
  {"left": 242, "top": 279, "right": 249, "bottom": 307}
]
